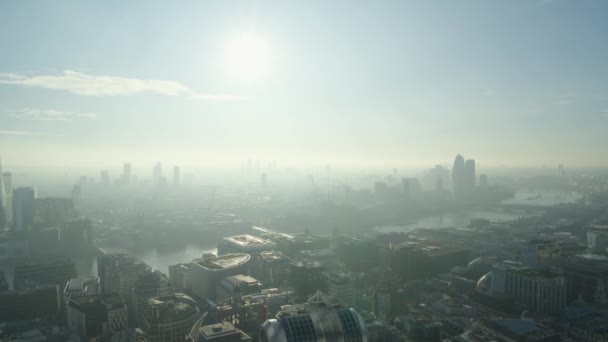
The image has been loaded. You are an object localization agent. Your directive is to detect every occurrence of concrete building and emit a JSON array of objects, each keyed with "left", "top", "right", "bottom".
[
  {"left": 13, "top": 258, "right": 76, "bottom": 290},
  {"left": 139, "top": 293, "right": 201, "bottom": 342},
  {"left": 132, "top": 270, "right": 173, "bottom": 328},
  {"left": 327, "top": 272, "right": 356, "bottom": 308},
  {"left": 260, "top": 292, "right": 368, "bottom": 342},
  {"left": 464, "top": 159, "right": 476, "bottom": 194},
  {"left": 169, "top": 262, "right": 194, "bottom": 293},
  {"left": 563, "top": 254, "right": 608, "bottom": 304},
  {"left": 253, "top": 250, "right": 289, "bottom": 287},
  {"left": 520, "top": 239, "right": 559, "bottom": 268},
  {"left": 504, "top": 268, "right": 566, "bottom": 314},
  {"left": 586, "top": 225, "right": 608, "bottom": 254},
  {"left": 190, "top": 253, "right": 251, "bottom": 300},
  {"left": 218, "top": 234, "right": 275, "bottom": 256},
  {"left": 289, "top": 260, "right": 326, "bottom": 302},
  {"left": 98, "top": 248, "right": 151, "bottom": 301},
  {"left": 0, "top": 285, "right": 61, "bottom": 321},
  {"left": 188, "top": 319, "right": 251, "bottom": 341},
  {"left": 216, "top": 274, "right": 261, "bottom": 302},
  {"left": 390, "top": 240, "right": 470, "bottom": 280},
  {"left": 2, "top": 171, "right": 13, "bottom": 228},
  {"left": 13, "top": 187, "right": 35, "bottom": 232},
  {"left": 67, "top": 293, "right": 128, "bottom": 340}
]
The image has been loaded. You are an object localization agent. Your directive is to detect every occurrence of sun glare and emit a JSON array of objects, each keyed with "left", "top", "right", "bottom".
[{"left": 224, "top": 32, "right": 271, "bottom": 81}]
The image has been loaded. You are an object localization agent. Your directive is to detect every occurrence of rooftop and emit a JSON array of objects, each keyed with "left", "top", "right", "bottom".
[
  {"left": 143, "top": 293, "right": 200, "bottom": 324},
  {"left": 260, "top": 250, "right": 288, "bottom": 261},
  {"left": 200, "top": 321, "right": 245, "bottom": 339},
  {"left": 194, "top": 253, "right": 250, "bottom": 271},
  {"left": 396, "top": 240, "right": 468, "bottom": 257},
  {"left": 69, "top": 293, "right": 125, "bottom": 310},
  {"left": 223, "top": 234, "right": 275, "bottom": 248},
  {"left": 510, "top": 268, "right": 563, "bottom": 279}
]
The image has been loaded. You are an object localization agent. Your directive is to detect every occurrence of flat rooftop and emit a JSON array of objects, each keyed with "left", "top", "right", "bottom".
[
  {"left": 223, "top": 234, "right": 275, "bottom": 247},
  {"left": 200, "top": 321, "right": 241, "bottom": 338},
  {"left": 194, "top": 253, "right": 250, "bottom": 270},
  {"left": 397, "top": 240, "right": 467, "bottom": 257}
]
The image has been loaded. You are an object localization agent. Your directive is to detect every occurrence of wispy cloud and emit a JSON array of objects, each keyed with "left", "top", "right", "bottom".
[
  {"left": 0, "top": 130, "right": 58, "bottom": 136},
  {"left": 0, "top": 70, "right": 247, "bottom": 101},
  {"left": 9, "top": 108, "right": 97, "bottom": 121}
]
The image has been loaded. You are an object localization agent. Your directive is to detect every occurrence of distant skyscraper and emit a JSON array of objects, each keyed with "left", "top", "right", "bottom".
[
  {"left": 464, "top": 159, "right": 476, "bottom": 193},
  {"left": 452, "top": 155, "right": 465, "bottom": 198},
  {"left": 0, "top": 160, "right": 6, "bottom": 229},
  {"left": 123, "top": 163, "right": 132, "bottom": 185},
  {"left": 173, "top": 165, "right": 180, "bottom": 186},
  {"left": 2, "top": 172, "right": 13, "bottom": 227},
  {"left": 13, "top": 187, "right": 35, "bottom": 232}
]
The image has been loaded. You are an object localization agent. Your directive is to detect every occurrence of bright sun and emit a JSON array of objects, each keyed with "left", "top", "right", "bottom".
[{"left": 224, "top": 33, "right": 271, "bottom": 81}]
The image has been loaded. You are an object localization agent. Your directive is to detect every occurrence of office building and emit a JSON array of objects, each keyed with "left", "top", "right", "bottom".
[
  {"left": 169, "top": 262, "right": 194, "bottom": 293},
  {"left": 260, "top": 292, "right": 368, "bottom": 342},
  {"left": 289, "top": 260, "right": 326, "bottom": 301},
  {"left": 189, "top": 253, "right": 251, "bottom": 300},
  {"left": 13, "top": 258, "right": 76, "bottom": 290},
  {"left": 327, "top": 272, "right": 356, "bottom": 308},
  {"left": 188, "top": 320, "right": 251, "bottom": 341},
  {"left": 132, "top": 270, "right": 173, "bottom": 327},
  {"left": 67, "top": 293, "right": 128, "bottom": 340},
  {"left": 139, "top": 293, "right": 201, "bottom": 342},
  {"left": 520, "top": 239, "right": 559, "bottom": 268},
  {"left": 218, "top": 234, "right": 275, "bottom": 256},
  {"left": 464, "top": 159, "right": 476, "bottom": 193},
  {"left": 452, "top": 154, "right": 465, "bottom": 198},
  {"left": 504, "top": 268, "right": 566, "bottom": 314},
  {"left": 0, "top": 285, "right": 61, "bottom": 322},
  {"left": 216, "top": 274, "right": 261, "bottom": 302},
  {"left": 586, "top": 225, "right": 608, "bottom": 254},
  {"left": 1, "top": 170, "right": 13, "bottom": 228},
  {"left": 254, "top": 250, "right": 289, "bottom": 287},
  {"left": 563, "top": 254, "right": 608, "bottom": 304},
  {"left": 390, "top": 240, "right": 470, "bottom": 280},
  {"left": 98, "top": 248, "right": 151, "bottom": 301},
  {"left": 13, "top": 187, "right": 35, "bottom": 232}
]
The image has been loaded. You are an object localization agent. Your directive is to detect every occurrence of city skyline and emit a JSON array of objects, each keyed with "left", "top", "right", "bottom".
[{"left": 2, "top": 1, "right": 608, "bottom": 168}]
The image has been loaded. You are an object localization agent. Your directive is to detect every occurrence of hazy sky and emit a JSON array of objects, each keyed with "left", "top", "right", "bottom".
[{"left": 1, "top": 0, "right": 608, "bottom": 170}]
